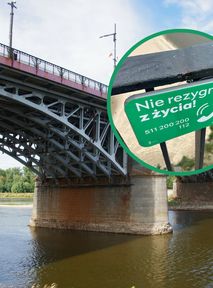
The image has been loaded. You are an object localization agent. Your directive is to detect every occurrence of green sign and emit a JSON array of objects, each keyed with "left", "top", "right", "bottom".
[{"left": 125, "top": 80, "right": 213, "bottom": 147}]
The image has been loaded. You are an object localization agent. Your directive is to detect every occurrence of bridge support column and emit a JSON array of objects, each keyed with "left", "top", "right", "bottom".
[
  {"left": 174, "top": 178, "right": 213, "bottom": 209},
  {"left": 30, "top": 174, "right": 172, "bottom": 235}
]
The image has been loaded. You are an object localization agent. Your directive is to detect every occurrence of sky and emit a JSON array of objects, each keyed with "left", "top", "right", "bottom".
[{"left": 0, "top": 0, "right": 213, "bottom": 169}]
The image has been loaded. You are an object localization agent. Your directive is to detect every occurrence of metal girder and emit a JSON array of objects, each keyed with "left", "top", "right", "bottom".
[
  {"left": 0, "top": 80, "right": 127, "bottom": 178},
  {"left": 0, "top": 129, "right": 42, "bottom": 176},
  {"left": 0, "top": 115, "right": 65, "bottom": 178},
  {"left": 0, "top": 108, "right": 94, "bottom": 178},
  {"left": 0, "top": 144, "right": 42, "bottom": 176},
  {"left": 0, "top": 104, "right": 117, "bottom": 177}
]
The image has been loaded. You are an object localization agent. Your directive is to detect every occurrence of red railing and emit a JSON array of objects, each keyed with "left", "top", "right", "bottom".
[{"left": 0, "top": 43, "right": 108, "bottom": 97}]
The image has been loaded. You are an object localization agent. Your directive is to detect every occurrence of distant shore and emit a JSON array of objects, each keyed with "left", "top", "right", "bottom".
[
  {"left": 168, "top": 198, "right": 213, "bottom": 211},
  {"left": 0, "top": 192, "right": 33, "bottom": 207},
  {"left": 0, "top": 192, "right": 33, "bottom": 199},
  {"left": 0, "top": 204, "right": 33, "bottom": 208}
]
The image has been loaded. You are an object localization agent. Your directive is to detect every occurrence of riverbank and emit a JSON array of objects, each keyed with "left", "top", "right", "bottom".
[
  {"left": 168, "top": 197, "right": 213, "bottom": 211},
  {"left": 0, "top": 193, "right": 33, "bottom": 207},
  {"left": 0, "top": 204, "right": 32, "bottom": 207},
  {"left": 0, "top": 192, "right": 33, "bottom": 198}
]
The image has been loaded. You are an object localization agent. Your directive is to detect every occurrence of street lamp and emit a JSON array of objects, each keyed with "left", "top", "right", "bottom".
[
  {"left": 8, "top": 1, "right": 17, "bottom": 48},
  {"left": 100, "top": 23, "right": 117, "bottom": 69}
]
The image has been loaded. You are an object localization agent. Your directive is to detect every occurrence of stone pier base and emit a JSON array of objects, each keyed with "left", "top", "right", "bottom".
[
  {"left": 174, "top": 180, "right": 213, "bottom": 210},
  {"left": 30, "top": 175, "right": 172, "bottom": 235}
]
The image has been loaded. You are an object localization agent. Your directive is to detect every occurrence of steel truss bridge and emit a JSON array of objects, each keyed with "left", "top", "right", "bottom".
[{"left": 0, "top": 43, "right": 127, "bottom": 179}]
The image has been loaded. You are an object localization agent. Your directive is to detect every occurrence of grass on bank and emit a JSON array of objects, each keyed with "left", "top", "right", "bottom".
[
  {"left": 0, "top": 192, "right": 33, "bottom": 198},
  {"left": 168, "top": 195, "right": 181, "bottom": 207}
]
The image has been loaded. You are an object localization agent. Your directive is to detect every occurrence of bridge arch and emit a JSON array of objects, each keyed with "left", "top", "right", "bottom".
[{"left": 0, "top": 80, "right": 127, "bottom": 178}]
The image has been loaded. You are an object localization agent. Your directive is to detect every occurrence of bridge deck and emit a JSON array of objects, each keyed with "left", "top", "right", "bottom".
[{"left": 0, "top": 43, "right": 107, "bottom": 101}]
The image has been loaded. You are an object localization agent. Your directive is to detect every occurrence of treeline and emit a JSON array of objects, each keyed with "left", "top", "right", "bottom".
[{"left": 0, "top": 167, "right": 35, "bottom": 193}]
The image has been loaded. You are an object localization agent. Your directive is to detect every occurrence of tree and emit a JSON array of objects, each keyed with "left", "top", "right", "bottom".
[
  {"left": 0, "top": 167, "right": 35, "bottom": 193},
  {"left": 177, "top": 156, "right": 195, "bottom": 171}
]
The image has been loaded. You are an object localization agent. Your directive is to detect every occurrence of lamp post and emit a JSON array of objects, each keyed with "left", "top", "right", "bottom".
[
  {"left": 100, "top": 23, "right": 117, "bottom": 69},
  {"left": 8, "top": 1, "right": 17, "bottom": 48}
]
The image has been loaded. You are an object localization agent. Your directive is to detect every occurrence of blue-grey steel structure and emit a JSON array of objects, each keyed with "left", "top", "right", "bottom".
[{"left": 0, "top": 43, "right": 127, "bottom": 178}]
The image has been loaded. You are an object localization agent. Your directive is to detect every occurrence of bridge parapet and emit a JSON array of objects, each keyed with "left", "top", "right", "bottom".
[{"left": 0, "top": 43, "right": 107, "bottom": 98}]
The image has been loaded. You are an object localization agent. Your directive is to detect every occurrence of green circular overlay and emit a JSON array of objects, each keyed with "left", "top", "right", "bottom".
[{"left": 107, "top": 29, "right": 213, "bottom": 176}]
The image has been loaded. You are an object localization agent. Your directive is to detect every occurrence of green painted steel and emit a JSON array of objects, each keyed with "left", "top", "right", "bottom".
[{"left": 125, "top": 79, "right": 213, "bottom": 147}]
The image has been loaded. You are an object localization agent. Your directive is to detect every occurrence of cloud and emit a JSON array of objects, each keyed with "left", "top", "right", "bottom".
[{"left": 165, "top": 0, "right": 213, "bottom": 33}]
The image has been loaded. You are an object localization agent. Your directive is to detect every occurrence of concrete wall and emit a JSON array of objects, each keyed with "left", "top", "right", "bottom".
[
  {"left": 30, "top": 175, "right": 172, "bottom": 235},
  {"left": 175, "top": 180, "right": 213, "bottom": 208}
]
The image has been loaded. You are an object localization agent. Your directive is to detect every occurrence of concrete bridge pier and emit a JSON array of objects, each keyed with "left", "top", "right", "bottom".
[
  {"left": 173, "top": 175, "right": 213, "bottom": 209},
  {"left": 30, "top": 173, "right": 172, "bottom": 235}
]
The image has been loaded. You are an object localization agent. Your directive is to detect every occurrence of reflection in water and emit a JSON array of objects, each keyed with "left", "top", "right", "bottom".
[{"left": 0, "top": 205, "right": 212, "bottom": 288}]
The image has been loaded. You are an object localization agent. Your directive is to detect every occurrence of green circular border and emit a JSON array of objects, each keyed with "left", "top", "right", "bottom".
[{"left": 107, "top": 28, "right": 213, "bottom": 176}]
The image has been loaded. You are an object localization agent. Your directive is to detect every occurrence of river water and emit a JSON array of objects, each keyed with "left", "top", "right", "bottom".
[{"left": 0, "top": 203, "right": 212, "bottom": 288}]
